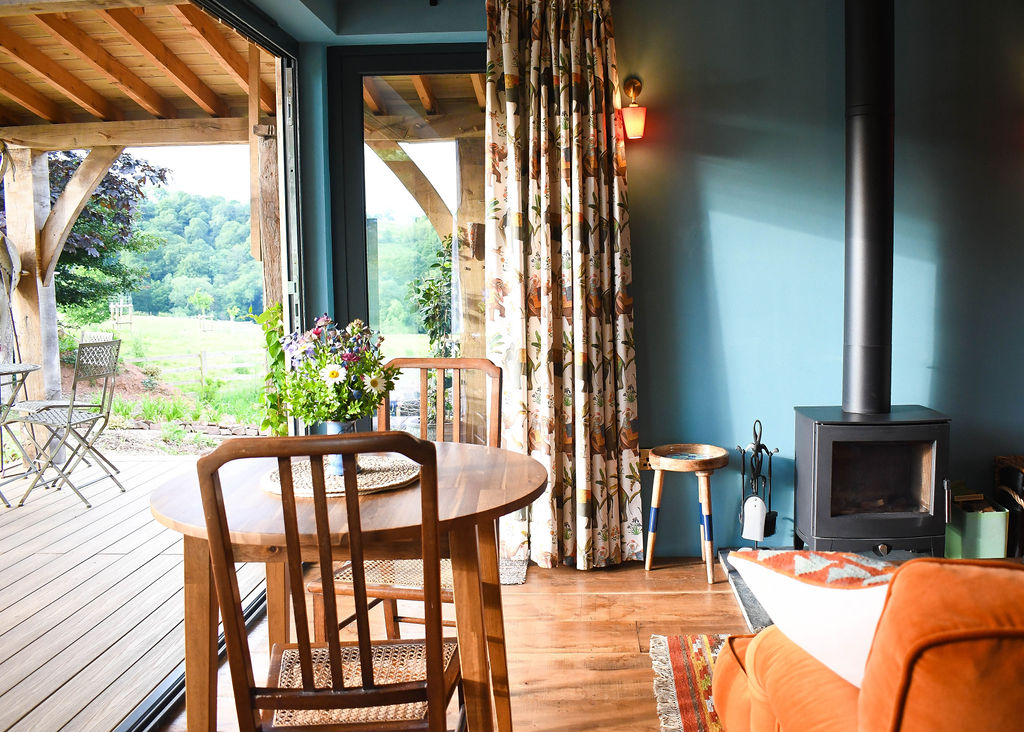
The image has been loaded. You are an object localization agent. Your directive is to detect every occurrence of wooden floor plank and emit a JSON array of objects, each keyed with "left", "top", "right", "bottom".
[{"left": 159, "top": 559, "right": 749, "bottom": 732}]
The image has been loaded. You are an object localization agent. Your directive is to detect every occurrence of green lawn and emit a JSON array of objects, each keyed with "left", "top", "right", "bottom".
[{"left": 88, "top": 316, "right": 432, "bottom": 426}]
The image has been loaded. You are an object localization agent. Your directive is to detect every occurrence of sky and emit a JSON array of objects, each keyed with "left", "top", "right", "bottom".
[{"left": 127, "top": 140, "right": 456, "bottom": 221}]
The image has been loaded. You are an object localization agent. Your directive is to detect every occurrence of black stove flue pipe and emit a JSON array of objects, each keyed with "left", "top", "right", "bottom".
[{"left": 842, "top": 0, "right": 894, "bottom": 415}]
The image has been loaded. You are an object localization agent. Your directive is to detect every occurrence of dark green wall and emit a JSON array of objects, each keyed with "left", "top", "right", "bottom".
[{"left": 615, "top": 0, "right": 1024, "bottom": 554}]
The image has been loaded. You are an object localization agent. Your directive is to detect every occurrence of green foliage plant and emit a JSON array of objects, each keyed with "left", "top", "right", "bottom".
[
  {"left": 251, "top": 303, "right": 289, "bottom": 436},
  {"left": 409, "top": 234, "right": 458, "bottom": 357},
  {"left": 280, "top": 316, "right": 399, "bottom": 425}
]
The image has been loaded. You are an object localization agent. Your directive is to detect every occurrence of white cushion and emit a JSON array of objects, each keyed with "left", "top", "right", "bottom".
[{"left": 729, "top": 549, "right": 895, "bottom": 687}]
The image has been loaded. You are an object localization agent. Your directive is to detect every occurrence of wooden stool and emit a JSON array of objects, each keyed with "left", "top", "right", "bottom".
[{"left": 646, "top": 443, "right": 730, "bottom": 583}]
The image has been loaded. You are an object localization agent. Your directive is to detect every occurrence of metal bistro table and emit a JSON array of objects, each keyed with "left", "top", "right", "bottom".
[
  {"left": 151, "top": 440, "right": 548, "bottom": 732},
  {"left": 0, "top": 362, "right": 40, "bottom": 507}
]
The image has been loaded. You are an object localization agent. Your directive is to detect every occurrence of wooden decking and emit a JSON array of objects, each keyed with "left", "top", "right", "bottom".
[{"left": 0, "top": 454, "right": 264, "bottom": 732}]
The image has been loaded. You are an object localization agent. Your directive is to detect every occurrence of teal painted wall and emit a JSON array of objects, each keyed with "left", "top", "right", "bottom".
[{"left": 615, "top": 0, "right": 1024, "bottom": 555}]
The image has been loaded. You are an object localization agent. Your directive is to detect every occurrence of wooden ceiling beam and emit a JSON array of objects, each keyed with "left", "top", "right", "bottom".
[
  {"left": 98, "top": 7, "right": 230, "bottom": 117},
  {"left": 0, "top": 65, "right": 65, "bottom": 122},
  {"left": 362, "top": 77, "right": 385, "bottom": 115},
  {"left": 363, "top": 109, "right": 485, "bottom": 142},
  {"left": 0, "top": 117, "right": 247, "bottom": 149},
  {"left": 0, "top": 19, "right": 120, "bottom": 120},
  {"left": 471, "top": 73, "right": 485, "bottom": 111},
  {"left": 411, "top": 75, "right": 437, "bottom": 115},
  {"left": 0, "top": 1, "right": 170, "bottom": 16},
  {"left": 31, "top": 13, "right": 177, "bottom": 119},
  {"left": 168, "top": 3, "right": 273, "bottom": 115}
]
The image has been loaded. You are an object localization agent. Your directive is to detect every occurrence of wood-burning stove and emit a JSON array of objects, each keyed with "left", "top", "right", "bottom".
[
  {"left": 793, "top": 1, "right": 950, "bottom": 555},
  {"left": 795, "top": 406, "right": 949, "bottom": 553}
]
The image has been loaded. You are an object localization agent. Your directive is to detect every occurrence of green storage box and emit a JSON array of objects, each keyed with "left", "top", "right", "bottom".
[{"left": 945, "top": 499, "right": 1008, "bottom": 559}]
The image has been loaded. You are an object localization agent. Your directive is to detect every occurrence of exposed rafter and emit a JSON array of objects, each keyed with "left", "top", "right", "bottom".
[
  {"left": 0, "top": 117, "right": 248, "bottom": 150},
  {"left": 411, "top": 75, "right": 437, "bottom": 115},
  {"left": 471, "top": 73, "right": 486, "bottom": 111},
  {"left": 31, "top": 13, "right": 177, "bottom": 119},
  {"left": 0, "top": 1, "right": 168, "bottom": 15},
  {"left": 99, "top": 7, "right": 230, "bottom": 117},
  {"left": 0, "top": 19, "right": 120, "bottom": 120},
  {"left": 168, "top": 3, "right": 273, "bottom": 115},
  {"left": 0, "top": 65, "right": 65, "bottom": 122},
  {"left": 362, "top": 77, "right": 386, "bottom": 115}
]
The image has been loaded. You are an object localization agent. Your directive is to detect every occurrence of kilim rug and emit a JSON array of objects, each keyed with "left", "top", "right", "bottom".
[{"left": 649, "top": 634, "right": 729, "bottom": 732}]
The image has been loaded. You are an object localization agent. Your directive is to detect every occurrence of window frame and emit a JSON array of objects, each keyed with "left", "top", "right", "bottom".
[{"left": 325, "top": 43, "right": 486, "bottom": 327}]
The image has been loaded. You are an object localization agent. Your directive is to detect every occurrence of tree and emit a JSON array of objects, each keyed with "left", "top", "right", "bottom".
[
  {"left": 47, "top": 151, "right": 169, "bottom": 323},
  {"left": 187, "top": 287, "right": 213, "bottom": 316}
]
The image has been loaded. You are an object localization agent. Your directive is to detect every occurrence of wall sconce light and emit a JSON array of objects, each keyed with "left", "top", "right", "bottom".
[{"left": 621, "top": 76, "right": 647, "bottom": 140}]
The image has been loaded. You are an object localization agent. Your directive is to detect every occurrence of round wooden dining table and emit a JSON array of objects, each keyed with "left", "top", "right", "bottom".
[{"left": 150, "top": 441, "right": 547, "bottom": 732}]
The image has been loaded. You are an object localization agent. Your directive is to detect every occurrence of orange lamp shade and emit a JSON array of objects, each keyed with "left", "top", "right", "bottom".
[{"left": 622, "top": 104, "right": 647, "bottom": 139}]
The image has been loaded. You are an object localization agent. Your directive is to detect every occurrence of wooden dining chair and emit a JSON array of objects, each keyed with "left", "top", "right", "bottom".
[
  {"left": 309, "top": 357, "right": 502, "bottom": 641},
  {"left": 195, "top": 432, "right": 463, "bottom": 732}
]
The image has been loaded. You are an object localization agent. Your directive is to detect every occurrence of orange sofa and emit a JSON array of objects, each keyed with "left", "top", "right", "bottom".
[{"left": 712, "top": 558, "right": 1024, "bottom": 731}]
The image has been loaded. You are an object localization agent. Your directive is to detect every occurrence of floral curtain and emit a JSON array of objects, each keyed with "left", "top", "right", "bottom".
[{"left": 485, "top": 0, "right": 642, "bottom": 569}]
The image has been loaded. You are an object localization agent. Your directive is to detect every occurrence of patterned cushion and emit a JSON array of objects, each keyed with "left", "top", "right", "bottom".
[
  {"left": 728, "top": 549, "right": 897, "bottom": 688},
  {"left": 731, "top": 549, "right": 896, "bottom": 588}
]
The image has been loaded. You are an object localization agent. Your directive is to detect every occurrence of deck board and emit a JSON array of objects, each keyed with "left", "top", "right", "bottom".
[{"left": 0, "top": 454, "right": 266, "bottom": 732}]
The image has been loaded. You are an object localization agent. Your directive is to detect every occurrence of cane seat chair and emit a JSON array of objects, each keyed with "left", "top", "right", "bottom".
[
  {"left": 9, "top": 339, "right": 123, "bottom": 507},
  {"left": 196, "top": 432, "right": 462, "bottom": 732},
  {"left": 308, "top": 357, "right": 502, "bottom": 641}
]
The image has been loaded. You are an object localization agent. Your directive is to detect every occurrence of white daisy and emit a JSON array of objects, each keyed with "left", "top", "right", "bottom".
[
  {"left": 321, "top": 363, "right": 346, "bottom": 385},
  {"left": 363, "top": 373, "right": 383, "bottom": 393}
]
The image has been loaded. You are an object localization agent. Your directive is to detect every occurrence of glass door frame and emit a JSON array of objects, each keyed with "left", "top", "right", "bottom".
[{"left": 325, "top": 43, "right": 485, "bottom": 328}]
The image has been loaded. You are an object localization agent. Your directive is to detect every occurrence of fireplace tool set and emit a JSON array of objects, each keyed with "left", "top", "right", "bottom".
[{"left": 737, "top": 420, "right": 778, "bottom": 545}]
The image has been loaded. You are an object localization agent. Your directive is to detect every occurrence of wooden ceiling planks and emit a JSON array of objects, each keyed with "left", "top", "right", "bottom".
[{"left": 0, "top": 1, "right": 276, "bottom": 131}]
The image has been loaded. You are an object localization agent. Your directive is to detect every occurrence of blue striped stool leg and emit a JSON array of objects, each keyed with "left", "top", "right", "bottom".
[
  {"left": 696, "top": 470, "right": 715, "bottom": 584},
  {"left": 645, "top": 469, "right": 666, "bottom": 571}
]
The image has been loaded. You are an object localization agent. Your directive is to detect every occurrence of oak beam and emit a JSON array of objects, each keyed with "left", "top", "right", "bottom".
[
  {"left": 362, "top": 77, "right": 385, "bottom": 115},
  {"left": 248, "top": 43, "right": 260, "bottom": 260},
  {"left": 0, "top": 20, "right": 121, "bottom": 120},
  {"left": 411, "top": 75, "right": 437, "bottom": 115},
  {"left": 0, "top": 66, "right": 65, "bottom": 122},
  {"left": 4, "top": 147, "right": 57, "bottom": 401},
  {"left": 169, "top": 4, "right": 273, "bottom": 115},
  {"left": 366, "top": 139, "right": 452, "bottom": 241},
  {"left": 471, "top": 73, "right": 485, "bottom": 111},
  {"left": 99, "top": 8, "right": 230, "bottom": 117},
  {"left": 0, "top": 117, "right": 247, "bottom": 150},
  {"left": 31, "top": 13, "right": 176, "bottom": 119},
  {"left": 0, "top": 1, "right": 171, "bottom": 16},
  {"left": 258, "top": 130, "right": 281, "bottom": 307},
  {"left": 39, "top": 145, "right": 124, "bottom": 286}
]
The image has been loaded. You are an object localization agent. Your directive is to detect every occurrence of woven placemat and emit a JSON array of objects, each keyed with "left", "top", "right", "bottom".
[{"left": 261, "top": 454, "right": 419, "bottom": 497}]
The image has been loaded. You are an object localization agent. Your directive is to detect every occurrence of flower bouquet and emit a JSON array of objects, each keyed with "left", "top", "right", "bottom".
[{"left": 280, "top": 316, "right": 399, "bottom": 474}]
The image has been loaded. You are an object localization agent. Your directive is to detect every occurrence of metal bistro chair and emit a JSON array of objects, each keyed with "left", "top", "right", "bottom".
[
  {"left": 10, "top": 339, "right": 124, "bottom": 507},
  {"left": 308, "top": 357, "right": 502, "bottom": 641},
  {"left": 196, "top": 432, "right": 462, "bottom": 732}
]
